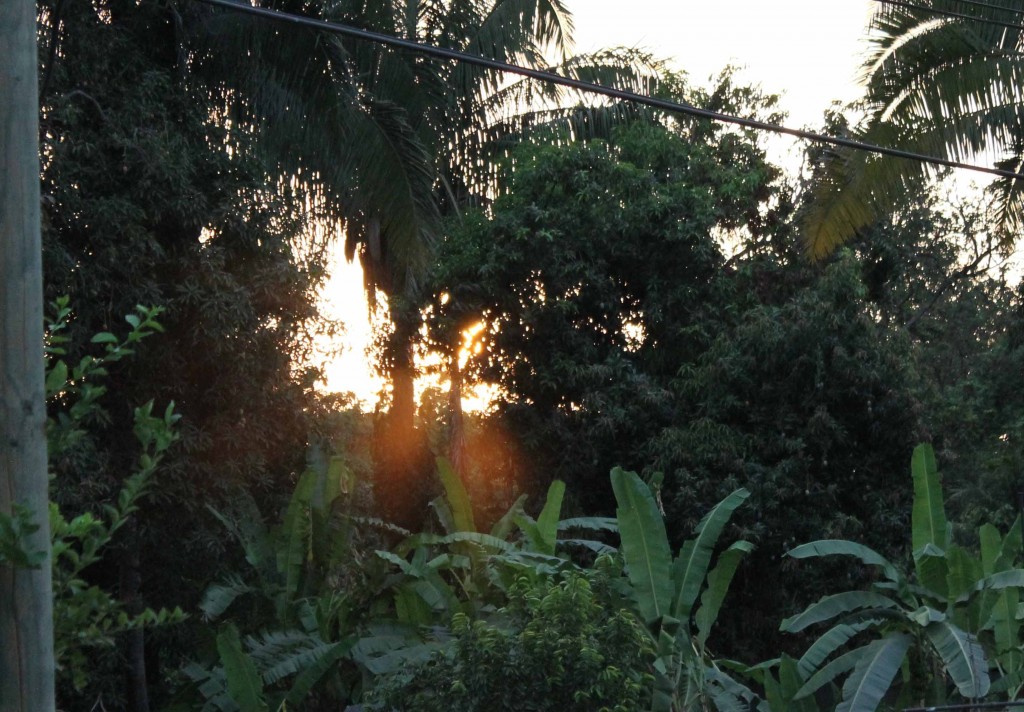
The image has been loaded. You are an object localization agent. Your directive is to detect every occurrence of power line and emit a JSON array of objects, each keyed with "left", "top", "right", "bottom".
[
  {"left": 874, "top": 0, "right": 1024, "bottom": 31},
  {"left": 192, "top": 0, "right": 1024, "bottom": 182},
  {"left": 947, "top": 0, "right": 1024, "bottom": 15}
]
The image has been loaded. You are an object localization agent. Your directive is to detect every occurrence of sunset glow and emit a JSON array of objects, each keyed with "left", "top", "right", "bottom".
[{"left": 315, "top": 0, "right": 874, "bottom": 409}]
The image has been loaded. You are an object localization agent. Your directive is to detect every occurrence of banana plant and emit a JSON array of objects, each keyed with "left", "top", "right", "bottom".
[
  {"left": 610, "top": 467, "right": 757, "bottom": 711},
  {"left": 780, "top": 443, "right": 1024, "bottom": 712},
  {"left": 182, "top": 450, "right": 365, "bottom": 711},
  {"left": 383, "top": 459, "right": 616, "bottom": 614},
  {"left": 360, "top": 461, "right": 618, "bottom": 676}
]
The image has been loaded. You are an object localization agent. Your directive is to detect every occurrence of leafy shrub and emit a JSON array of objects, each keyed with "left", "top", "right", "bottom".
[{"left": 367, "top": 566, "right": 655, "bottom": 712}]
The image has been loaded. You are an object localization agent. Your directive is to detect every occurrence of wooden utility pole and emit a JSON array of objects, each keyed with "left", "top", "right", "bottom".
[{"left": 1, "top": 0, "right": 56, "bottom": 709}]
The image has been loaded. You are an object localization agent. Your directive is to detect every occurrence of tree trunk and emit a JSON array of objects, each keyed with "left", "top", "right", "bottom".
[
  {"left": 447, "top": 351, "right": 466, "bottom": 477},
  {"left": 372, "top": 294, "right": 431, "bottom": 530},
  {"left": 0, "top": 1, "right": 56, "bottom": 709},
  {"left": 120, "top": 526, "right": 149, "bottom": 712}
]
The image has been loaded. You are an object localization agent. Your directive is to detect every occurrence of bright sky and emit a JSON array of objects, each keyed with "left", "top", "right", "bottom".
[{"left": 318, "top": 0, "right": 877, "bottom": 405}]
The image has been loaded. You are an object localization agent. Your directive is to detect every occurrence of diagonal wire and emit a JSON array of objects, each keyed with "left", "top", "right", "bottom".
[
  {"left": 874, "top": 0, "right": 1024, "bottom": 31},
  {"left": 945, "top": 0, "right": 1024, "bottom": 14},
  {"left": 191, "top": 0, "right": 1024, "bottom": 181}
]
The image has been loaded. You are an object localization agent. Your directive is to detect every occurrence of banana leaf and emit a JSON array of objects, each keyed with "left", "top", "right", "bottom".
[
  {"left": 696, "top": 540, "right": 752, "bottom": 647},
  {"left": 672, "top": 488, "right": 749, "bottom": 621},
  {"left": 611, "top": 467, "right": 673, "bottom": 623},
  {"left": 836, "top": 634, "right": 911, "bottom": 712},
  {"left": 924, "top": 620, "right": 990, "bottom": 699},
  {"left": 781, "top": 591, "right": 900, "bottom": 633},
  {"left": 795, "top": 646, "right": 868, "bottom": 700},
  {"left": 535, "top": 479, "right": 565, "bottom": 555},
  {"left": 797, "top": 618, "right": 883, "bottom": 679},
  {"left": 788, "top": 540, "right": 901, "bottom": 584},
  {"left": 911, "top": 444, "right": 949, "bottom": 598},
  {"left": 490, "top": 494, "right": 527, "bottom": 540},
  {"left": 216, "top": 624, "right": 268, "bottom": 712},
  {"left": 437, "top": 457, "right": 476, "bottom": 533}
]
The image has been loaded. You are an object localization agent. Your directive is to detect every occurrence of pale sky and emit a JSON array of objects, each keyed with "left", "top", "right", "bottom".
[{"left": 318, "top": 0, "right": 878, "bottom": 404}]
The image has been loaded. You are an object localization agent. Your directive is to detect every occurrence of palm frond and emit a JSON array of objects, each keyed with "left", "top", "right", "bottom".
[{"left": 803, "top": 0, "right": 1024, "bottom": 258}]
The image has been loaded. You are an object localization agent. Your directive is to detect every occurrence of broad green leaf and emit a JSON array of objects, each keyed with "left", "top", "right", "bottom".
[
  {"left": 490, "top": 494, "right": 527, "bottom": 540},
  {"left": 911, "top": 444, "right": 949, "bottom": 596},
  {"left": 946, "top": 544, "right": 982, "bottom": 603},
  {"left": 556, "top": 516, "right": 618, "bottom": 533},
  {"left": 696, "top": 540, "right": 752, "bottom": 646},
  {"left": 394, "top": 584, "right": 433, "bottom": 625},
  {"left": 350, "top": 630, "right": 443, "bottom": 676},
  {"left": 924, "top": 620, "right": 990, "bottom": 699},
  {"left": 763, "top": 666, "right": 783, "bottom": 712},
  {"left": 836, "top": 634, "right": 911, "bottom": 712},
  {"left": 428, "top": 496, "right": 456, "bottom": 535},
  {"left": 406, "top": 531, "right": 516, "bottom": 553},
  {"left": 781, "top": 591, "right": 900, "bottom": 633},
  {"left": 673, "top": 488, "right": 750, "bottom": 621},
  {"left": 200, "top": 575, "right": 255, "bottom": 622},
  {"left": 279, "top": 469, "right": 317, "bottom": 601},
  {"left": 611, "top": 467, "right": 673, "bottom": 623},
  {"left": 45, "top": 360, "right": 68, "bottom": 395},
  {"left": 776, "top": 655, "right": 820, "bottom": 712},
  {"left": 798, "top": 618, "right": 883, "bottom": 679},
  {"left": 908, "top": 605, "right": 945, "bottom": 627},
  {"left": 986, "top": 586, "right": 1020, "bottom": 655},
  {"left": 1000, "top": 517, "right": 1023, "bottom": 569},
  {"left": 980, "top": 523, "right": 1002, "bottom": 576},
  {"left": 957, "top": 569, "right": 1024, "bottom": 603},
  {"left": 376, "top": 549, "right": 420, "bottom": 576},
  {"left": 323, "top": 456, "right": 345, "bottom": 504},
  {"left": 559, "top": 538, "right": 616, "bottom": 555},
  {"left": 788, "top": 540, "right": 901, "bottom": 584},
  {"left": 437, "top": 458, "right": 476, "bottom": 533},
  {"left": 705, "top": 666, "right": 760, "bottom": 712},
  {"left": 915, "top": 545, "right": 949, "bottom": 603},
  {"left": 514, "top": 513, "right": 545, "bottom": 552},
  {"left": 216, "top": 624, "right": 268, "bottom": 712},
  {"left": 284, "top": 638, "right": 355, "bottom": 706},
  {"left": 795, "top": 646, "right": 869, "bottom": 700},
  {"left": 535, "top": 479, "right": 565, "bottom": 555}
]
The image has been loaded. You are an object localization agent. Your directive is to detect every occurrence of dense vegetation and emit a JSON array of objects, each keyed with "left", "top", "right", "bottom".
[{"left": 6, "top": 0, "right": 1024, "bottom": 710}]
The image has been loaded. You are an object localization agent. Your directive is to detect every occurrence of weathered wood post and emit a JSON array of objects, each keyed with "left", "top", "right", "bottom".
[{"left": 0, "top": 0, "right": 56, "bottom": 709}]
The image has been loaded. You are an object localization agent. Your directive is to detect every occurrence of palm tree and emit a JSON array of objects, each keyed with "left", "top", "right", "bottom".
[
  {"left": 183, "top": 0, "right": 661, "bottom": 525},
  {"left": 802, "top": 0, "right": 1024, "bottom": 259}
]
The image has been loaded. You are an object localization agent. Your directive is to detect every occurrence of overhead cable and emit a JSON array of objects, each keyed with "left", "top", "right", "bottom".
[
  {"left": 942, "top": 0, "right": 1024, "bottom": 15},
  {"left": 192, "top": 0, "right": 1024, "bottom": 182},
  {"left": 874, "top": 0, "right": 1024, "bottom": 31}
]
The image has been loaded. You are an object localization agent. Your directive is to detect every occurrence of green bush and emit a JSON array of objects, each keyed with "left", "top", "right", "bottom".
[{"left": 368, "top": 565, "right": 654, "bottom": 712}]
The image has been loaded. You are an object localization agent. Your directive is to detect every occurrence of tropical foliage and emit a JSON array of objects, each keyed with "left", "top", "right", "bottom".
[
  {"left": 801, "top": 0, "right": 1024, "bottom": 258},
  {"left": 368, "top": 568, "right": 656, "bottom": 712},
  {"left": 19, "top": 0, "right": 1024, "bottom": 710},
  {"left": 780, "top": 444, "right": 1024, "bottom": 711}
]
